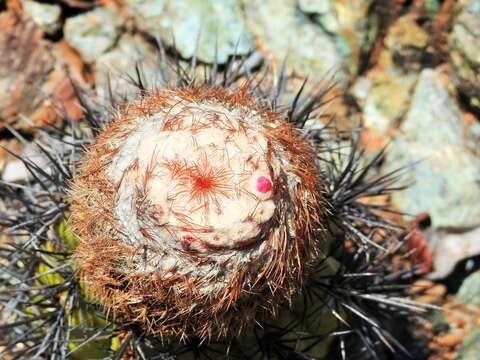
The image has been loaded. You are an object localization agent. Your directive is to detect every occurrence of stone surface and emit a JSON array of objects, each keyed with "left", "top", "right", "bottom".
[
  {"left": 350, "top": 14, "right": 429, "bottom": 132},
  {"left": 383, "top": 14, "right": 429, "bottom": 62},
  {"left": 298, "top": 0, "right": 331, "bottom": 14},
  {"left": 0, "top": 140, "right": 22, "bottom": 178},
  {"left": 22, "top": 0, "right": 61, "bottom": 34},
  {"left": 385, "top": 68, "right": 480, "bottom": 228},
  {"left": 0, "top": 11, "right": 54, "bottom": 129},
  {"left": 449, "top": 0, "right": 480, "bottom": 109},
  {"left": 64, "top": 6, "right": 122, "bottom": 63},
  {"left": 457, "top": 271, "right": 480, "bottom": 305},
  {"left": 1, "top": 144, "right": 49, "bottom": 183},
  {"left": 126, "top": 0, "right": 253, "bottom": 64},
  {"left": 427, "top": 227, "right": 480, "bottom": 279},
  {"left": 95, "top": 33, "right": 160, "bottom": 99},
  {"left": 299, "top": 0, "right": 377, "bottom": 75},
  {"left": 242, "top": 0, "right": 349, "bottom": 86},
  {"left": 0, "top": 12, "right": 86, "bottom": 130},
  {"left": 352, "top": 72, "right": 417, "bottom": 132},
  {"left": 458, "top": 329, "right": 480, "bottom": 360}
]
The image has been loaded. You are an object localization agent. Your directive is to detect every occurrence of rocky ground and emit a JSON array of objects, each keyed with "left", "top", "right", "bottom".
[{"left": 0, "top": 0, "right": 479, "bottom": 359}]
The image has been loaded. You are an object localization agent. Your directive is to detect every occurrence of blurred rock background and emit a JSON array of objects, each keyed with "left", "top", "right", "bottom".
[{"left": 0, "top": 0, "right": 479, "bottom": 358}]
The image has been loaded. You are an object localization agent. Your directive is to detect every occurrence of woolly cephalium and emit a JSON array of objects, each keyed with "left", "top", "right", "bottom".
[{"left": 70, "top": 85, "right": 325, "bottom": 340}]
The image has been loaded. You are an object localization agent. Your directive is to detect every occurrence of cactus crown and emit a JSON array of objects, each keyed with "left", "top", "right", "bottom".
[{"left": 70, "top": 86, "right": 325, "bottom": 339}]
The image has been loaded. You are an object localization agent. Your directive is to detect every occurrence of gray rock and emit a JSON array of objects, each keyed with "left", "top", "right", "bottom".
[
  {"left": 1, "top": 144, "right": 49, "bottom": 183},
  {"left": 241, "top": 0, "right": 349, "bottom": 86},
  {"left": 458, "top": 329, "right": 480, "bottom": 360},
  {"left": 352, "top": 72, "right": 417, "bottom": 132},
  {"left": 298, "top": 0, "right": 335, "bottom": 14},
  {"left": 427, "top": 227, "right": 480, "bottom": 279},
  {"left": 64, "top": 6, "right": 122, "bottom": 63},
  {"left": 0, "top": 11, "right": 55, "bottom": 129},
  {"left": 22, "top": 0, "right": 61, "bottom": 34},
  {"left": 1, "top": 160, "right": 30, "bottom": 183},
  {"left": 126, "top": 0, "right": 253, "bottom": 64},
  {"left": 298, "top": 0, "right": 332, "bottom": 14},
  {"left": 350, "top": 76, "right": 372, "bottom": 103},
  {"left": 95, "top": 33, "right": 161, "bottom": 100},
  {"left": 299, "top": 0, "right": 377, "bottom": 75},
  {"left": 457, "top": 271, "right": 480, "bottom": 305},
  {"left": 449, "top": 0, "right": 480, "bottom": 109},
  {"left": 350, "top": 14, "right": 428, "bottom": 133},
  {"left": 383, "top": 14, "right": 429, "bottom": 62},
  {"left": 385, "top": 68, "right": 480, "bottom": 227}
]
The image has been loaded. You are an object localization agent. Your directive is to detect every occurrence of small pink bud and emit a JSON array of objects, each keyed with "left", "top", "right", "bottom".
[{"left": 256, "top": 176, "right": 272, "bottom": 193}]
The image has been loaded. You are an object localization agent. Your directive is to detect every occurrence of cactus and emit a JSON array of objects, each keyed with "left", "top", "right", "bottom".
[{"left": 0, "top": 51, "right": 425, "bottom": 359}]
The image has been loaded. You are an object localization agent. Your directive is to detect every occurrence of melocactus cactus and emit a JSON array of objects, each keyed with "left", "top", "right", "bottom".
[
  {"left": 0, "top": 50, "right": 426, "bottom": 359},
  {"left": 70, "top": 86, "right": 323, "bottom": 339}
]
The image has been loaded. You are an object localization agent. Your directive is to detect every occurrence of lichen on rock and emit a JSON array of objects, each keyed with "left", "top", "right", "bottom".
[
  {"left": 449, "top": 0, "right": 480, "bottom": 110},
  {"left": 385, "top": 68, "right": 480, "bottom": 228},
  {"left": 125, "top": 0, "right": 254, "bottom": 64}
]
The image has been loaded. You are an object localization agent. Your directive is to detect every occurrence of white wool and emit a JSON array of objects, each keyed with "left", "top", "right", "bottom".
[{"left": 106, "top": 99, "right": 283, "bottom": 284}]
